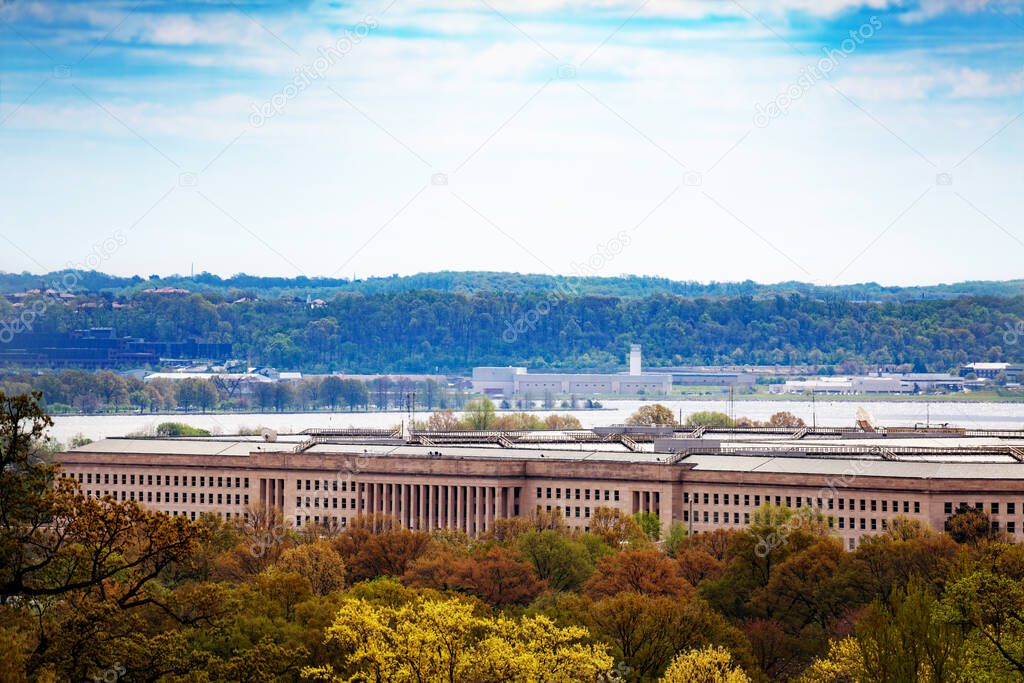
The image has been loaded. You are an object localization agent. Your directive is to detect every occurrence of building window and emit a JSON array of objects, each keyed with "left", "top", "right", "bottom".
[{"left": 944, "top": 502, "right": 953, "bottom": 514}]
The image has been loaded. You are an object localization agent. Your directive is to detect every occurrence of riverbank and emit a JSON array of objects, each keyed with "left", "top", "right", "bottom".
[{"left": 48, "top": 398, "right": 1024, "bottom": 443}]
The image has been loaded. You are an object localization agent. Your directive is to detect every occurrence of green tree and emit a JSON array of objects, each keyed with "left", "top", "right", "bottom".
[
  {"left": 683, "top": 411, "right": 734, "bottom": 428},
  {"left": 635, "top": 511, "right": 662, "bottom": 541},
  {"left": 463, "top": 397, "right": 497, "bottom": 430},
  {"left": 517, "top": 530, "right": 594, "bottom": 591}
]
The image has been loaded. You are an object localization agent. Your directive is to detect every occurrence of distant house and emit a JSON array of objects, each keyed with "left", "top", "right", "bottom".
[{"left": 963, "top": 362, "right": 1023, "bottom": 381}]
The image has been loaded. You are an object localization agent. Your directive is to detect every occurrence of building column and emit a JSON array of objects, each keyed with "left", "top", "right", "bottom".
[
  {"left": 447, "top": 485, "right": 455, "bottom": 530},
  {"left": 406, "top": 485, "right": 413, "bottom": 529},
  {"left": 419, "top": 485, "right": 427, "bottom": 530},
  {"left": 485, "top": 486, "right": 494, "bottom": 530},
  {"left": 425, "top": 485, "right": 433, "bottom": 530},
  {"left": 454, "top": 486, "right": 462, "bottom": 531},
  {"left": 475, "top": 486, "right": 483, "bottom": 534}
]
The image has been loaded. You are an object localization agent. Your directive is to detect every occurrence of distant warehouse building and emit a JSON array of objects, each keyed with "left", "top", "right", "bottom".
[
  {"left": 775, "top": 373, "right": 964, "bottom": 395},
  {"left": 473, "top": 344, "right": 671, "bottom": 397},
  {"left": 646, "top": 368, "right": 756, "bottom": 387}
]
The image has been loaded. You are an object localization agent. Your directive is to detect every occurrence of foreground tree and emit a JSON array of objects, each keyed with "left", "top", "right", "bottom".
[
  {"left": 661, "top": 646, "right": 751, "bottom": 683},
  {"left": 306, "top": 596, "right": 613, "bottom": 682},
  {"left": 0, "top": 392, "right": 209, "bottom": 678}
]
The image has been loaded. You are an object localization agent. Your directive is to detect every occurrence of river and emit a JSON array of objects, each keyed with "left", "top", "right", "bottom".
[{"left": 49, "top": 398, "right": 1024, "bottom": 442}]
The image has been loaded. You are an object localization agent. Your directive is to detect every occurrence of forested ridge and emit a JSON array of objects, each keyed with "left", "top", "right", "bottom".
[
  {"left": 4, "top": 269, "right": 1024, "bottom": 300},
  {"left": 12, "top": 285, "right": 1024, "bottom": 373}
]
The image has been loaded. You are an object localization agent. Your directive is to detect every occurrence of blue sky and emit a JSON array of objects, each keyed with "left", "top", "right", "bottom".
[{"left": 0, "top": 0, "right": 1022, "bottom": 285}]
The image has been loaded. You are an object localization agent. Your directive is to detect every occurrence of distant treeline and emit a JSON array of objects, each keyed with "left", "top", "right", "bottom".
[
  {"left": 5, "top": 284, "right": 1024, "bottom": 373},
  {"left": 4, "top": 268, "right": 1024, "bottom": 300},
  {"left": 0, "top": 370, "right": 468, "bottom": 414}
]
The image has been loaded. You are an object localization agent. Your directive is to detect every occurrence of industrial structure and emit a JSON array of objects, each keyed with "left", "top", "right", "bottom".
[
  {"left": 774, "top": 373, "right": 966, "bottom": 394},
  {"left": 472, "top": 344, "right": 672, "bottom": 397},
  {"left": 59, "top": 423, "right": 1024, "bottom": 550}
]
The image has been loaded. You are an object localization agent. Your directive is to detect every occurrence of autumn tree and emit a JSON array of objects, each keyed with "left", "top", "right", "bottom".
[
  {"left": 588, "top": 593, "right": 747, "bottom": 681},
  {"left": 586, "top": 548, "right": 691, "bottom": 599},
  {"left": 766, "top": 411, "right": 805, "bottom": 428},
  {"left": 276, "top": 540, "right": 346, "bottom": 595},
  {"left": 451, "top": 547, "right": 544, "bottom": 606},
  {"left": 626, "top": 404, "right": 677, "bottom": 426},
  {"left": 426, "top": 408, "right": 465, "bottom": 431},
  {"left": 676, "top": 547, "right": 727, "bottom": 587},
  {"left": 944, "top": 505, "right": 995, "bottom": 544},
  {"left": 493, "top": 412, "right": 545, "bottom": 430},
  {"left": 333, "top": 525, "right": 431, "bottom": 582},
  {"left": 544, "top": 414, "right": 582, "bottom": 429},
  {"left": 589, "top": 506, "right": 645, "bottom": 547}
]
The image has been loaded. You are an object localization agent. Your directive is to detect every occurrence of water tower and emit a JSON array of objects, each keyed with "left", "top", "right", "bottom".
[{"left": 629, "top": 344, "right": 642, "bottom": 376}]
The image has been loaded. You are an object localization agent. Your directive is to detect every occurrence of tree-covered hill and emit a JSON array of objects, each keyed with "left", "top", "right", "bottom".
[
  {"left": 9, "top": 285, "right": 1024, "bottom": 373},
  {"left": 4, "top": 269, "right": 1024, "bottom": 301}
]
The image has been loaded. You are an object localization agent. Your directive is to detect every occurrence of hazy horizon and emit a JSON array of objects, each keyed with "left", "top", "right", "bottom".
[{"left": 5, "top": 267, "right": 1024, "bottom": 291}]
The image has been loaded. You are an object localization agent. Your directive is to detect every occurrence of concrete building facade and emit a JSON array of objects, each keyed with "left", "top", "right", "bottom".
[{"left": 57, "top": 428, "right": 1024, "bottom": 549}]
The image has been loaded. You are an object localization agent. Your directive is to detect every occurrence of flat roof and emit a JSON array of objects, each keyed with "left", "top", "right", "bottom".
[{"left": 64, "top": 428, "right": 1024, "bottom": 479}]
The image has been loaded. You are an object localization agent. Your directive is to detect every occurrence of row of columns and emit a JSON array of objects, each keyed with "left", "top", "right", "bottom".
[
  {"left": 634, "top": 489, "right": 660, "bottom": 516},
  {"left": 259, "top": 478, "right": 284, "bottom": 511},
  {"left": 354, "top": 482, "right": 519, "bottom": 534}
]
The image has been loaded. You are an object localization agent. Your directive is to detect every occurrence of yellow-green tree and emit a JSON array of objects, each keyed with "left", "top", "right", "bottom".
[
  {"left": 305, "top": 596, "right": 613, "bottom": 682},
  {"left": 276, "top": 540, "right": 346, "bottom": 596},
  {"left": 463, "top": 397, "right": 497, "bottom": 430},
  {"left": 661, "top": 646, "right": 751, "bottom": 682}
]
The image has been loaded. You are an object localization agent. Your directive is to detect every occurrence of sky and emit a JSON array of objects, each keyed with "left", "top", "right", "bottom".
[{"left": 0, "top": 0, "right": 1022, "bottom": 286}]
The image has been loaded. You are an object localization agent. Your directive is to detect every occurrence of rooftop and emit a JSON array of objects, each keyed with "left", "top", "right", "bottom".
[{"left": 63, "top": 424, "right": 1024, "bottom": 479}]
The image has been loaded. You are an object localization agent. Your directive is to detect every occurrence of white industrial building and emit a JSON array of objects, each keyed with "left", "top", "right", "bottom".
[
  {"left": 472, "top": 344, "right": 671, "bottom": 397},
  {"left": 774, "top": 373, "right": 964, "bottom": 395}
]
